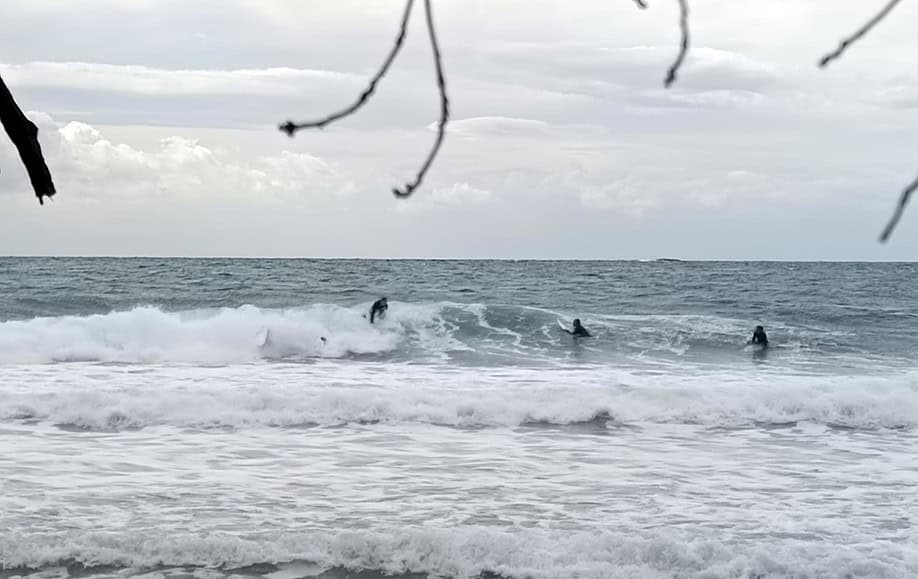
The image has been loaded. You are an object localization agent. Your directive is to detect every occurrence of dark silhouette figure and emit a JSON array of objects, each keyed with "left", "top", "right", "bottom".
[
  {"left": 750, "top": 325, "right": 768, "bottom": 346},
  {"left": 563, "top": 318, "right": 591, "bottom": 338},
  {"left": 369, "top": 297, "right": 388, "bottom": 324}
]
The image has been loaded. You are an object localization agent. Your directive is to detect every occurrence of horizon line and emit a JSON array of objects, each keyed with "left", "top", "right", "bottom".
[{"left": 0, "top": 255, "right": 916, "bottom": 263}]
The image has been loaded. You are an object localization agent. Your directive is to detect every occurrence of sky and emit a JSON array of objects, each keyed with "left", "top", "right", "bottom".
[{"left": 1, "top": 0, "right": 917, "bottom": 259}]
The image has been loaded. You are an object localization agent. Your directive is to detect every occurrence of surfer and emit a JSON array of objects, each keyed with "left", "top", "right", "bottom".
[
  {"left": 369, "top": 297, "right": 388, "bottom": 324},
  {"left": 749, "top": 325, "right": 768, "bottom": 346},
  {"left": 563, "top": 318, "right": 591, "bottom": 338}
]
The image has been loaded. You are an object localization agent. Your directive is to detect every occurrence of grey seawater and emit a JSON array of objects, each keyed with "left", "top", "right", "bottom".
[{"left": 0, "top": 258, "right": 917, "bottom": 578}]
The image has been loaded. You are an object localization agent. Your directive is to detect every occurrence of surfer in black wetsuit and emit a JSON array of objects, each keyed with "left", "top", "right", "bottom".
[
  {"left": 369, "top": 297, "right": 388, "bottom": 324},
  {"left": 749, "top": 325, "right": 768, "bottom": 346},
  {"left": 563, "top": 318, "right": 591, "bottom": 338}
]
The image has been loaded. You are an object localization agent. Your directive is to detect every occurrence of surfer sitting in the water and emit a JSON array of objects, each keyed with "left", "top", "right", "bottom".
[
  {"left": 749, "top": 325, "right": 768, "bottom": 346},
  {"left": 563, "top": 318, "right": 591, "bottom": 338},
  {"left": 369, "top": 297, "right": 388, "bottom": 324}
]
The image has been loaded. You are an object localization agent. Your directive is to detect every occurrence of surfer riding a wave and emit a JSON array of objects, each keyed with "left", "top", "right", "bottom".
[{"left": 369, "top": 297, "right": 388, "bottom": 324}]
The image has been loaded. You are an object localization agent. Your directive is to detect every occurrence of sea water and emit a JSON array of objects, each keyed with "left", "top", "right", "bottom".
[{"left": 0, "top": 258, "right": 916, "bottom": 578}]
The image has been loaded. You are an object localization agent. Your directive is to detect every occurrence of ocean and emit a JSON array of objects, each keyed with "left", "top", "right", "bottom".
[{"left": 0, "top": 258, "right": 916, "bottom": 578}]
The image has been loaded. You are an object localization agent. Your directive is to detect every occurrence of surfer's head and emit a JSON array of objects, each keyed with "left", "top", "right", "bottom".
[
  {"left": 755, "top": 325, "right": 764, "bottom": 333},
  {"left": 573, "top": 318, "right": 582, "bottom": 328}
]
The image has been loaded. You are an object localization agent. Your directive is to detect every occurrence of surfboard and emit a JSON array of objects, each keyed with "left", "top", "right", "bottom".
[
  {"left": 557, "top": 320, "right": 568, "bottom": 331},
  {"left": 744, "top": 341, "right": 767, "bottom": 352},
  {"left": 255, "top": 327, "right": 270, "bottom": 348}
]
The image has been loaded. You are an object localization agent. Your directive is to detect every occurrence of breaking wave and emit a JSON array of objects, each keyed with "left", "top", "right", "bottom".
[
  {"left": 2, "top": 527, "right": 914, "bottom": 578},
  {"left": 3, "top": 367, "right": 916, "bottom": 431},
  {"left": 0, "top": 301, "right": 873, "bottom": 366}
]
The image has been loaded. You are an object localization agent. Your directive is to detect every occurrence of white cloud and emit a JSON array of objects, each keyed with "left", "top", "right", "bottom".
[
  {"left": 433, "top": 182, "right": 493, "bottom": 205},
  {"left": 445, "top": 117, "right": 551, "bottom": 139},
  {"left": 577, "top": 177, "right": 660, "bottom": 216},
  {"left": 394, "top": 182, "right": 494, "bottom": 214},
  {"left": 0, "top": 113, "right": 353, "bottom": 205},
  {"left": 1, "top": 62, "right": 358, "bottom": 97}
]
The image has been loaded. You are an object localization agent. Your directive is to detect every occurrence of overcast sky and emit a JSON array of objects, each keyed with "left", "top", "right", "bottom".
[{"left": 1, "top": 0, "right": 917, "bottom": 259}]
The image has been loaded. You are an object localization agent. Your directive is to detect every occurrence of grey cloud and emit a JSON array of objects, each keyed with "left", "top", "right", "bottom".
[{"left": 464, "top": 42, "right": 781, "bottom": 97}]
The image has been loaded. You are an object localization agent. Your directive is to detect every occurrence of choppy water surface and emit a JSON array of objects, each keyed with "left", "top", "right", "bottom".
[{"left": 1, "top": 258, "right": 916, "bottom": 578}]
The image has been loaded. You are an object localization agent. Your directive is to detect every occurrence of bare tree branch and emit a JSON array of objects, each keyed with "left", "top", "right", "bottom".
[
  {"left": 819, "top": 0, "right": 903, "bottom": 68},
  {"left": 0, "top": 74, "right": 55, "bottom": 204},
  {"left": 664, "top": 0, "right": 689, "bottom": 88},
  {"left": 278, "top": 0, "right": 415, "bottom": 135},
  {"left": 879, "top": 175, "right": 918, "bottom": 242},
  {"left": 278, "top": 0, "right": 449, "bottom": 198},
  {"left": 632, "top": 0, "right": 648, "bottom": 9},
  {"left": 393, "top": 0, "right": 449, "bottom": 198}
]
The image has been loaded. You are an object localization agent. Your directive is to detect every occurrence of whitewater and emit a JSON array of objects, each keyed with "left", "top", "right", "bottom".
[{"left": 1, "top": 258, "right": 917, "bottom": 578}]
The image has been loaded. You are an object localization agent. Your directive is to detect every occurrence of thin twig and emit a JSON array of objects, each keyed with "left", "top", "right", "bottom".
[
  {"left": 278, "top": 0, "right": 415, "bottom": 135},
  {"left": 632, "top": 0, "right": 648, "bottom": 9},
  {"left": 664, "top": 0, "right": 689, "bottom": 87},
  {"left": 393, "top": 0, "right": 449, "bottom": 198},
  {"left": 819, "top": 0, "right": 903, "bottom": 68},
  {"left": 879, "top": 174, "right": 918, "bottom": 242},
  {"left": 0, "top": 75, "right": 55, "bottom": 204}
]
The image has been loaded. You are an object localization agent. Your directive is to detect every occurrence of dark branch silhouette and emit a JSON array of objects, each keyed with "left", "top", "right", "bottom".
[
  {"left": 879, "top": 175, "right": 918, "bottom": 243},
  {"left": 664, "top": 0, "right": 689, "bottom": 88},
  {"left": 278, "top": 0, "right": 415, "bottom": 135},
  {"left": 279, "top": 0, "right": 449, "bottom": 198},
  {"left": 393, "top": 0, "right": 449, "bottom": 198},
  {"left": 0, "top": 75, "right": 55, "bottom": 204},
  {"left": 819, "top": 0, "right": 903, "bottom": 68},
  {"left": 815, "top": 0, "right": 914, "bottom": 240},
  {"left": 632, "top": 0, "right": 648, "bottom": 9}
]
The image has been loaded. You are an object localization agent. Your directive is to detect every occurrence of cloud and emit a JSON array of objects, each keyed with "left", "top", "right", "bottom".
[
  {"left": 1, "top": 62, "right": 359, "bottom": 97},
  {"left": 445, "top": 117, "right": 551, "bottom": 139},
  {"left": 475, "top": 42, "right": 780, "bottom": 95},
  {"left": 433, "top": 182, "right": 493, "bottom": 205},
  {"left": 577, "top": 177, "right": 661, "bottom": 216},
  {"left": 0, "top": 113, "right": 353, "bottom": 205},
  {"left": 394, "top": 182, "right": 493, "bottom": 214}
]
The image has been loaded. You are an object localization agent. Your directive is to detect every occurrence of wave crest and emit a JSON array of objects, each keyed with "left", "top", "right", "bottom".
[{"left": 3, "top": 369, "right": 916, "bottom": 431}]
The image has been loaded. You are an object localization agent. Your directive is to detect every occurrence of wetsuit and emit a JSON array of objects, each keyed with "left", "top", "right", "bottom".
[
  {"left": 370, "top": 298, "right": 388, "bottom": 324},
  {"left": 571, "top": 325, "right": 591, "bottom": 338},
  {"left": 566, "top": 321, "right": 591, "bottom": 338}
]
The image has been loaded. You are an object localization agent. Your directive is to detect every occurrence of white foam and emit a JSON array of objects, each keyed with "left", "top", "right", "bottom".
[
  {"left": 2, "top": 527, "right": 915, "bottom": 578},
  {"left": 0, "top": 304, "right": 420, "bottom": 364},
  {"left": 2, "top": 364, "right": 916, "bottom": 431}
]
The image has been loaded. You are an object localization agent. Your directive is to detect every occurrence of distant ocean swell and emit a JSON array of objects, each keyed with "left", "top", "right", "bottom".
[
  {"left": 3, "top": 370, "right": 916, "bottom": 431},
  {"left": 0, "top": 302, "right": 875, "bottom": 365}
]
